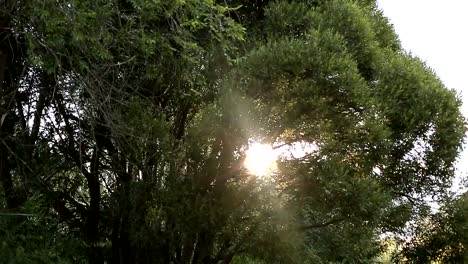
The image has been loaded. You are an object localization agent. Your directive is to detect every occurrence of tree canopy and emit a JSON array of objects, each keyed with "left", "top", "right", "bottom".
[{"left": 0, "top": 0, "right": 466, "bottom": 263}]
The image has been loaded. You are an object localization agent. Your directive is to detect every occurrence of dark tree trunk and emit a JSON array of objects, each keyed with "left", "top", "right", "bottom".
[{"left": 0, "top": 0, "right": 27, "bottom": 210}]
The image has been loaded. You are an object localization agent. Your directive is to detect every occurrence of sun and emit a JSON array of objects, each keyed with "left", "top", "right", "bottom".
[{"left": 244, "top": 142, "right": 278, "bottom": 177}]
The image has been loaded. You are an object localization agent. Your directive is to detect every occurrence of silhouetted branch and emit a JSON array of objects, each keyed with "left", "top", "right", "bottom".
[{"left": 299, "top": 217, "right": 345, "bottom": 230}]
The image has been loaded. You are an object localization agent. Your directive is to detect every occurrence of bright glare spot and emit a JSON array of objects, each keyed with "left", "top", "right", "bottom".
[{"left": 244, "top": 142, "right": 278, "bottom": 177}]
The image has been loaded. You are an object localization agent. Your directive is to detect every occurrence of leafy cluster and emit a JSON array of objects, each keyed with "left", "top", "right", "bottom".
[{"left": 0, "top": 0, "right": 466, "bottom": 263}]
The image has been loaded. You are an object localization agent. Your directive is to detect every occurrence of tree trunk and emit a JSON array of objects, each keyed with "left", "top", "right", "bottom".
[{"left": 0, "top": 3, "right": 27, "bottom": 209}]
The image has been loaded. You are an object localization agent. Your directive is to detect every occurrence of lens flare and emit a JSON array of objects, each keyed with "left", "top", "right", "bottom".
[{"left": 244, "top": 142, "right": 278, "bottom": 177}]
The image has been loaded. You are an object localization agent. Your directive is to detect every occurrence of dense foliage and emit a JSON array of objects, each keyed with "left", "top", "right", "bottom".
[
  {"left": 0, "top": 0, "right": 466, "bottom": 263},
  {"left": 399, "top": 192, "right": 468, "bottom": 263}
]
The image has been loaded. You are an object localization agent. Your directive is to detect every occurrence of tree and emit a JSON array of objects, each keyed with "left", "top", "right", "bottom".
[
  {"left": 399, "top": 192, "right": 468, "bottom": 263},
  {"left": 236, "top": 0, "right": 465, "bottom": 261},
  {"left": 0, "top": 0, "right": 465, "bottom": 263}
]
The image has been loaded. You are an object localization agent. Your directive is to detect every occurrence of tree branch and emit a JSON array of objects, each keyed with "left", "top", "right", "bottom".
[
  {"left": 30, "top": 73, "right": 51, "bottom": 145},
  {"left": 298, "top": 217, "right": 345, "bottom": 230}
]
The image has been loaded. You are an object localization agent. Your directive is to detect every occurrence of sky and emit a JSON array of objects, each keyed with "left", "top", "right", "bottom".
[{"left": 377, "top": 0, "right": 468, "bottom": 192}]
